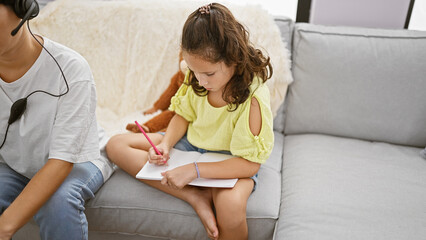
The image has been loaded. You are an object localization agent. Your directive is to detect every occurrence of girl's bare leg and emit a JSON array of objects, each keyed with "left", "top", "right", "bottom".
[
  {"left": 212, "top": 178, "right": 254, "bottom": 240},
  {"left": 106, "top": 133, "right": 219, "bottom": 239},
  {"left": 143, "top": 180, "right": 218, "bottom": 239}
]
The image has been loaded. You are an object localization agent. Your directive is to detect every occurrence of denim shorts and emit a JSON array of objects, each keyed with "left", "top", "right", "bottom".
[{"left": 161, "top": 133, "right": 258, "bottom": 191}]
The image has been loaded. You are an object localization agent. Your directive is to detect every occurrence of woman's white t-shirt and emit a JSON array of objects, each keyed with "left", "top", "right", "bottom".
[{"left": 0, "top": 37, "right": 114, "bottom": 181}]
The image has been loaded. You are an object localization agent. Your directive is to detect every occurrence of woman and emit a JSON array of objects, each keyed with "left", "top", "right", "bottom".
[{"left": 0, "top": 1, "right": 113, "bottom": 239}]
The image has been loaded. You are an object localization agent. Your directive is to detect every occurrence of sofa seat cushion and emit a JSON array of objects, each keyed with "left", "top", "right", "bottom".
[
  {"left": 276, "top": 134, "right": 426, "bottom": 240},
  {"left": 84, "top": 132, "right": 284, "bottom": 239}
]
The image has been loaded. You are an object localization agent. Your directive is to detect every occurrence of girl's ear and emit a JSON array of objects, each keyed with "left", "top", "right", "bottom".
[{"left": 180, "top": 60, "right": 188, "bottom": 74}]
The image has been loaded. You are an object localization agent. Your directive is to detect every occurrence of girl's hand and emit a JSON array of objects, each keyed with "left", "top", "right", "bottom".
[
  {"left": 161, "top": 163, "right": 198, "bottom": 189},
  {"left": 147, "top": 143, "right": 170, "bottom": 166}
]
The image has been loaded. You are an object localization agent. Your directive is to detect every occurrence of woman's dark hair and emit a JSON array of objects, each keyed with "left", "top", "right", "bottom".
[
  {"left": 0, "top": 0, "right": 14, "bottom": 7},
  {"left": 181, "top": 3, "right": 273, "bottom": 111}
]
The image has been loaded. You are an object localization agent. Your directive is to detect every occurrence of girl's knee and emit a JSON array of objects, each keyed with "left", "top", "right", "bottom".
[
  {"left": 217, "top": 206, "right": 247, "bottom": 230},
  {"left": 106, "top": 134, "right": 123, "bottom": 148},
  {"left": 106, "top": 134, "right": 126, "bottom": 158},
  {"left": 214, "top": 191, "right": 247, "bottom": 225},
  {"left": 220, "top": 199, "right": 246, "bottom": 217}
]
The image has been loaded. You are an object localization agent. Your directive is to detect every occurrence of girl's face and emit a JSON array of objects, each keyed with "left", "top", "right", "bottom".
[{"left": 182, "top": 51, "right": 235, "bottom": 93}]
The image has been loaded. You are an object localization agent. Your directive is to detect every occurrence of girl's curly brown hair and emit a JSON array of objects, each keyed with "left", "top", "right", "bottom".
[{"left": 181, "top": 3, "right": 273, "bottom": 111}]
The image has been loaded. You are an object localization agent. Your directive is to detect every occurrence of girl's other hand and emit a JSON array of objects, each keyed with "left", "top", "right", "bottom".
[
  {"left": 161, "top": 163, "right": 198, "bottom": 189},
  {"left": 147, "top": 143, "right": 170, "bottom": 165}
]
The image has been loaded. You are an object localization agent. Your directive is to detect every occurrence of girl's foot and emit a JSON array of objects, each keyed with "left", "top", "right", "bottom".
[{"left": 188, "top": 188, "right": 219, "bottom": 240}]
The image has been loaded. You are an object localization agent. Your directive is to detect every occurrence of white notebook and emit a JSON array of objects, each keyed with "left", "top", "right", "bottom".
[{"left": 136, "top": 148, "right": 238, "bottom": 188}]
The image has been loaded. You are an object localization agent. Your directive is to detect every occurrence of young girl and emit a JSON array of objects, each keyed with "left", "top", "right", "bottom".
[{"left": 106, "top": 3, "right": 274, "bottom": 240}]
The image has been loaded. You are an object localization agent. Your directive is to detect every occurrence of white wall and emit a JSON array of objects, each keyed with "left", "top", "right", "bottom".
[
  {"left": 181, "top": 0, "right": 425, "bottom": 30},
  {"left": 410, "top": 0, "right": 426, "bottom": 30},
  {"left": 38, "top": 0, "right": 425, "bottom": 30},
  {"left": 310, "top": 0, "right": 412, "bottom": 29}
]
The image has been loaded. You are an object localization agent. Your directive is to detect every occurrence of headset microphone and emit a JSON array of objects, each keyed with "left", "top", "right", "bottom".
[{"left": 11, "top": 0, "right": 39, "bottom": 36}]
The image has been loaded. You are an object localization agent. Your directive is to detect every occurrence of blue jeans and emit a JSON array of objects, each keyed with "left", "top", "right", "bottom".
[{"left": 0, "top": 161, "right": 103, "bottom": 240}]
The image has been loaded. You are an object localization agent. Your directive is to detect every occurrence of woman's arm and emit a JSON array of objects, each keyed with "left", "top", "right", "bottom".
[{"left": 0, "top": 159, "right": 73, "bottom": 238}]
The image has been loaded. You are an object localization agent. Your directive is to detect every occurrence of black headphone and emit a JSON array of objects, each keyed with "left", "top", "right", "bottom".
[
  {"left": 11, "top": 0, "right": 40, "bottom": 36},
  {"left": 0, "top": 0, "right": 69, "bottom": 149}
]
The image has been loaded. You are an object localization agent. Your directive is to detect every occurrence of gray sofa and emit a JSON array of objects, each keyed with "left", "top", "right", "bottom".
[{"left": 16, "top": 15, "right": 426, "bottom": 240}]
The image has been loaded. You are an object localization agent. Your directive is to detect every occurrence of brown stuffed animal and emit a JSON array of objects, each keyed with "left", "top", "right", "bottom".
[{"left": 126, "top": 54, "right": 186, "bottom": 133}]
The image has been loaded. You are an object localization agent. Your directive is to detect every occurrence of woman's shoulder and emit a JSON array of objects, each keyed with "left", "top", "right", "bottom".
[
  {"left": 44, "top": 38, "right": 87, "bottom": 62},
  {"left": 250, "top": 76, "right": 270, "bottom": 102},
  {"left": 44, "top": 38, "right": 93, "bottom": 82}
]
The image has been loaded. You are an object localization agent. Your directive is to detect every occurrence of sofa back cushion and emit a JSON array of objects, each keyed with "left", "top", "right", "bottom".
[
  {"left": 273, "top": 16, "right": 294, "bottom": 133},
  {"left": 285, "top": 23, "right": 426, "bottom": 147}
]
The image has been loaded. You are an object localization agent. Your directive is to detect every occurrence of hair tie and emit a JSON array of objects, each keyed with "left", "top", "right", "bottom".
[{"left": 199, "top": 3, "right": 212, "bottom": 14}]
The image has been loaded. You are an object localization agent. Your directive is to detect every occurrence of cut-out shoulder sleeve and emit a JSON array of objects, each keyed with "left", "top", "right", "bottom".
[
  {"left": 230, "top": 84, "right": 274, "bottom": 164},
  {"left": 249, "top": 97, "right": 262, "bottom": 136},
  {"left": 168, "top": 73, "right": 196, "bottom": 122}
]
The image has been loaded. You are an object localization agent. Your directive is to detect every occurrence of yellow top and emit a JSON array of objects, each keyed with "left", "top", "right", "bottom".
[{"left": 169, "top": 73, "right": 274, "bottom": 164}]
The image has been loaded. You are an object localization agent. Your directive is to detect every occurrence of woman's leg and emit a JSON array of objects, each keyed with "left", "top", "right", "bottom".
[
  {"left": 106, "top": 133, "right": 219, "bottom": 239},
  {"left": 33, "top": 162, "right": 103, "bottom": 240},
  {"left": 212, "top": 178, "right": 254, "bottom": 240}
]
